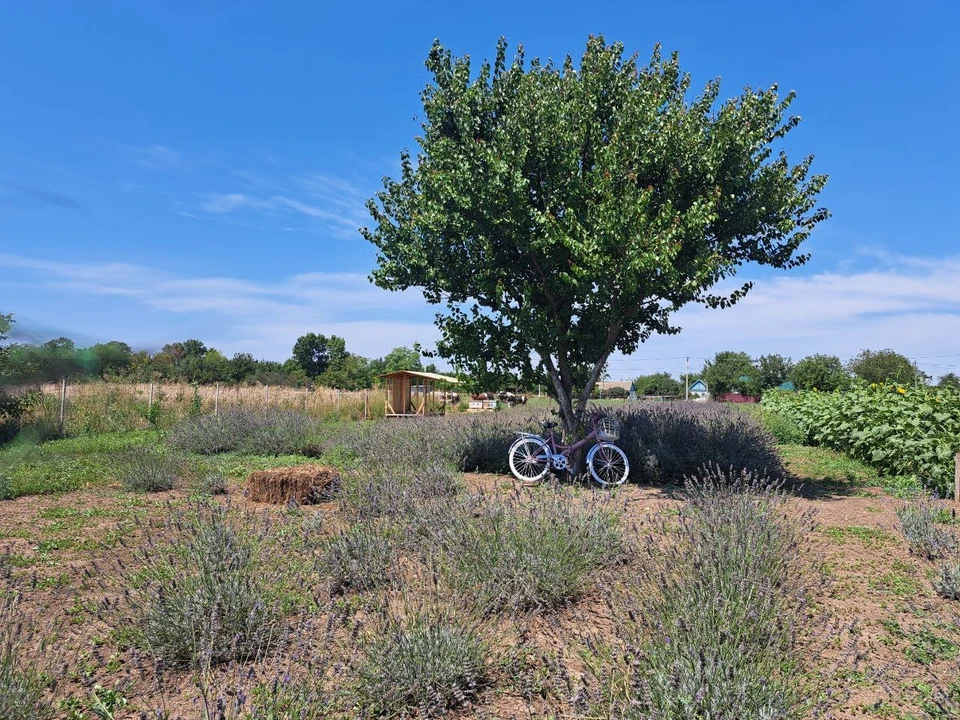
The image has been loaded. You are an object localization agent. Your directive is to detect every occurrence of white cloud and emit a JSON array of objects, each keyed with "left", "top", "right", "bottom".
[
  {"left": 4, "top": 251, "right": 960, "bottom": 378},
  {"left": 0, "top": 253, "right": 435, "bottom": 360},
  {"left": 610, "top": 255, "right": 960, "bottom": 380}
]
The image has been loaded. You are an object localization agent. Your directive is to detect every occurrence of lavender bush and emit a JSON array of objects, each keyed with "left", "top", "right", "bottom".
[
  {"left": 430, "top": 487, "right": 625, "bottom": 614},
  {"left": 615, "top": 402, "right": 785, "bottom": 484},
  {"left": 167, "top": 407, "right": 315, "bottom": 456},
  {"left": 121, "top": 503, "right": 283, "bottom": 670},
  {"left": 897, "top": 498, "right": 957, "bottom": 560},
  {"left": 0, "top": 594, "right": 54, "bottom": 719},
  {"left": 354, "top": 609, "right": 489, "bottom": 717},
  {"left": 609, "top": 466, "right": 810, "bottom": 719},
  {"left": 320, "top": 520, "right": 395, "bottom": 594}
]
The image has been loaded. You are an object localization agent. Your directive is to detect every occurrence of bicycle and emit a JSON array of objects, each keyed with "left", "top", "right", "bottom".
[{"left": 508, "top": 413, "right": 630, "bottom": 487}]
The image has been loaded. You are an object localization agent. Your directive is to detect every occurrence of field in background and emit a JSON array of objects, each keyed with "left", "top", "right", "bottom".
[{"left": 26, "top": 382, "right": 389, "bottom": 436}]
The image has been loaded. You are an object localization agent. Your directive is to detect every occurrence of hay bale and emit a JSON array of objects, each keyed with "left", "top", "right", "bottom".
[{"left": 246, "top": 464, "right": 340, "bottom": 505}]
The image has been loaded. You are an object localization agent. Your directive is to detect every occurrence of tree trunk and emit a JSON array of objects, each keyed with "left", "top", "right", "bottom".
[{"left": 546, "top": 369, "right": 587, "bottom": 478}]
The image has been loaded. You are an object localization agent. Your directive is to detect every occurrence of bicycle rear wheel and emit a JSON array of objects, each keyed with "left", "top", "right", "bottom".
[
  {"left": 509, "top": 437, "right": 551, "bottom": 482},
  {"left": 587, "top": 442, "right": 629, "bottom": 487}
]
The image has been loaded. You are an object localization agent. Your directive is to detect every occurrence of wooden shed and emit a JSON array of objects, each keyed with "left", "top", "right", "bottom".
[{"left": 379, "top": 370, "right": 459, "bottom": 417}]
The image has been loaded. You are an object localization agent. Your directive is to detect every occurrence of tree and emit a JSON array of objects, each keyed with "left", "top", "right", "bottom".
[
  {"left": 230, "top": 352, "right": 257, "bottom": 383},
  {"left": 634, "top": 372, "right": 682, "bottom": 396},
  {"left": 199, "top": 349, "right": 232, "bottom": 383},
  {"left": 939, "top": 373, "right": 960, "bottom": 389},
  {"left": 790, "top": 354, "right": 849, "bottom": 391},
  {"left": 364, "top": 36, "right": 828, "bottom": 455},
  {"left": 379, "top": 347, "right": 422, "bottom": 374},
  {"left": 292, "top": 333, "right": 331, "bottom": 378},
  {"left": 90, "top": 341, "right": 133, "bottom": 377},
  {"left": 848, "top": 349, "right": 925, "bottom": 386},
  {"left": 756, "top": 354, "right": 793, "bottom": 389},
  {"left": 701, "top": 351, "right": 758, "bottom": 397}
]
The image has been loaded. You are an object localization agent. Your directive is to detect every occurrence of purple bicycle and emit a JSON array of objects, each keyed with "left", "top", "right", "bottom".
[{"left": 508, "top": 413, "right": 630, "bottom": 487}]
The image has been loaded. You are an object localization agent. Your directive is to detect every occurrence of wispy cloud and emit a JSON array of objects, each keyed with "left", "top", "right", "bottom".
[
  {"left": 200, "top": 193, "right": 273, "bottom": 214},
  {"left": 7, "top": 249, "right": 959, "bottom": 378},
  {"left": 125, "top": 144, "right": 189, "bottom": 171},
  {"left": 0, "top": 253, "right": 434, "bottom": 360},
  {"left": 0, "top": 182, "right": 79, "bottom": 209}
]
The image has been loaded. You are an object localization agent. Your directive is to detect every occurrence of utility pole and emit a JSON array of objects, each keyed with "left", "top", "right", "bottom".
[{"left": 685, "top": 357, "right": 689, "bottom": 401}]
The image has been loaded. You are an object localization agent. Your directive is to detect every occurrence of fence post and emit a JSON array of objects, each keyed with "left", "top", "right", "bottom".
[
  {"left": 58, "top": 378, "right": 67, "bottom": 434},
  {"left": 337, "top": 389, "right": 342, "bottom": 413},
  {"left": 149, "top": 382, "right": 154, "bottom": 407},
  {"left": 265, "top": 385, "right": 270, "bottom": 406},
  {"left": 215, "top": 383, "right": 220, "bottom": 416},
  {"left": 364, "top": 389, "right": 369, "bottom": 420},
  {"left": 955, "top": 453, "right": 959, "bottom": 505}
]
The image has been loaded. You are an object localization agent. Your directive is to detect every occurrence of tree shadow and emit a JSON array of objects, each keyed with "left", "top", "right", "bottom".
[{"left": 785, "top": 471, "right": 876, "bottom": 500}]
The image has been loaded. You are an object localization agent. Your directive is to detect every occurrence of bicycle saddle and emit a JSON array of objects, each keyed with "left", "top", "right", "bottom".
[{"left": 541, "top": 421, "right": 558, "bottom": 429}]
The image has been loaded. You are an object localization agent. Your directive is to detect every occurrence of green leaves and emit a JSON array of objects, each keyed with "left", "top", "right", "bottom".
[
  {"left": 764, "top": 383, "right": 960, "bottom": 494},
  {"left": 365, "top": 35, "right": 829, "bottom": 430}
]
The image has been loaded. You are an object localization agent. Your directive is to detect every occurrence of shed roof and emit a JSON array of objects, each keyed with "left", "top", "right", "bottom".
[
  {"left": 378, "top": 369, "right": 460, "bottom": 384},
  {"left": 688, "top": 380, "right": 708, "bottom": 392},
  {"left": 777, "top": 380, "right": 796, "bottom": 391}
]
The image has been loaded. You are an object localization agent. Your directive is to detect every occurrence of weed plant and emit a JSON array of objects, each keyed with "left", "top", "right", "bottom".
[
  {"left": 121, "top": 503, "right": 283, "bottom": 669},
  {"left": 321, "top": 521, "right": 395, "bottom": 594},
  {"left": 897, "top": 498, "right": 957, "bottom": 560},
  {"left": 354, "top": 609, "right": 488, "bottom": 717}
]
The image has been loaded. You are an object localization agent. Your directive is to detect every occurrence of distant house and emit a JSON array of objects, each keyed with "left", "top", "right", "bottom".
[{"left": 688, "top": 379, "right": 708, "bottom": 399}]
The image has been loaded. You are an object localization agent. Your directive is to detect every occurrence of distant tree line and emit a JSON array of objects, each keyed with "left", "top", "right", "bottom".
[
  {"left": 625, "top": 349, "right": 947, "bottom": 398},
  {"left": 0, "top": 316, "right": 435, "bottom": 391}
]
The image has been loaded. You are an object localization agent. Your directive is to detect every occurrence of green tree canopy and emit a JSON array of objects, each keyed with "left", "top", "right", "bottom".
[
  {"left": 790, "top": 354, "right": 849, "bottom": 391},
  {"left": 378, "top": 346, "right": 422, "bottom": 374},
  {"left": 848, "top": 349, "right": 925, "bottom": 386},
  {"left": 939, "top": 373, "right": 960, "bottom": 389},
  {"left": 90, "top": 341, "right": 133, "bottom": 376},
  {"left": 701, "top": 351, "right": 758, "bottom": 397},
  {"left": 634, "top": 372, "right": 682, "bottom": 396},
  {"left": 292, "top": 333, "right": 332, "bottom": 377},
  {"left": 756, "top": 354, "right": 793, "bottom": 389},
  {"left": 364, "top": 36, "right": 828, "bottom": 443}
]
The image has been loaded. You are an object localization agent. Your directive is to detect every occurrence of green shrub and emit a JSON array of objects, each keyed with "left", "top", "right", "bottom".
[
  {"left": 354, "top": 610, "right": 488, "bottom": 717},
  {"left": 123, "top": 504, "right": 282, "bottom": 669},
  {"left": 320, "top": 521, "right": 395, "bottom": 594},
  {"left": 112, "top": 445, "right": 180, "bottom": 492},
  {"left": 763, "top": 383, "right": 960, "bottom": 494},
  {"left": 897, "top": 499, "right": 957, "bottom": 560},
  {"left": 435, "top": 487, "right": 624, "bottom": 614}
]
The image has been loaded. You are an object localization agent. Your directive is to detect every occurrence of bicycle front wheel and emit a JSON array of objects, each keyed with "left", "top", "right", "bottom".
[
  {"left": 509, "top": 437, "right": 551, "bottom": 482},
  {"left": 587, "top": 443, "right": 629, "bottom": 487}
]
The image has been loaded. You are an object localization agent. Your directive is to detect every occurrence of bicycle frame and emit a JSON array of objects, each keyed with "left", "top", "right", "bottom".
[{"left": 517, "top": 420, "right": 603, "bottom": 460}]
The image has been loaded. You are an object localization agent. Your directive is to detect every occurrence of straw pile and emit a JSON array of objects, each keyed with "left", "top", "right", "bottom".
[{"left": 245, "top": 464, "right": 341, "bottom": 504}]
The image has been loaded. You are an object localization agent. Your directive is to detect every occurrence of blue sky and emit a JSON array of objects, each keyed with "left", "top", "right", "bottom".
[{"left": 2, "top": 1, "right": 958, "bottom": 379}]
